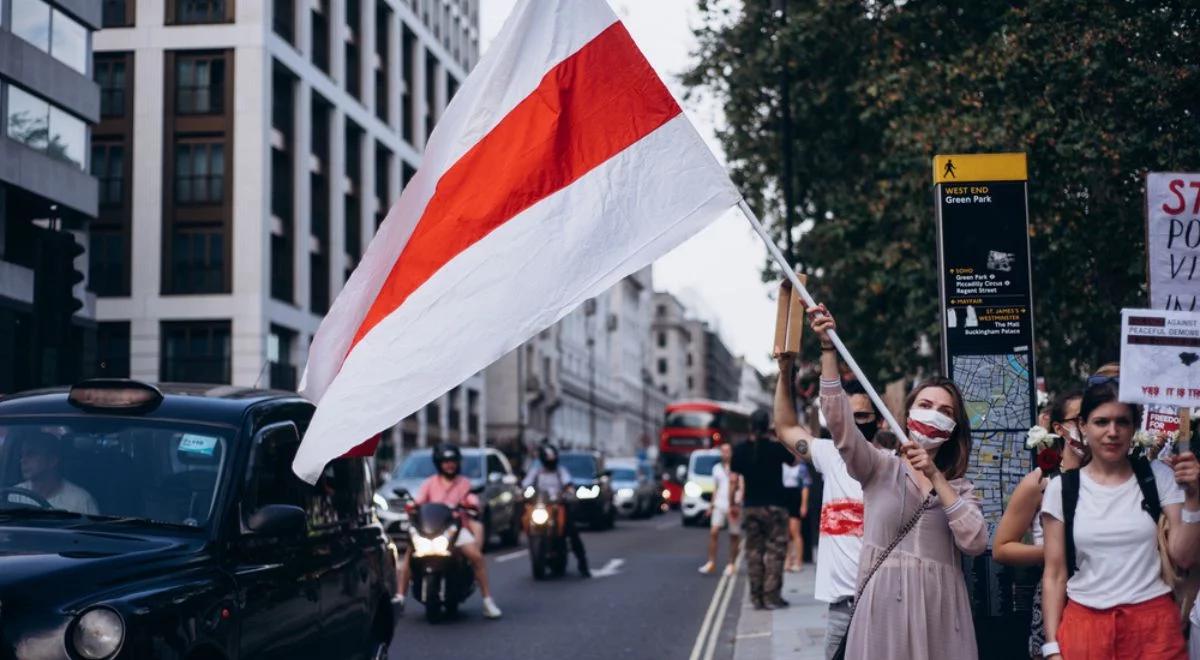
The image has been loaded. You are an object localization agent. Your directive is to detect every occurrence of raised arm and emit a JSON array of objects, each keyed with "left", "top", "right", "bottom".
[
  {"left": 1041, "top": 514, "right": 1068, "bottom": 660},
  {"left": 1164, "top": 453, "right": 1200, "bottom": 569},
  {"left": 773, "top": 352, "right": 813, "bottom": 462},
  {"left": 809, "top": 305, "right": 881, "bottom": 483},
  {"left": 992, "top": 469, "right": 1046, "bottom": 566}
]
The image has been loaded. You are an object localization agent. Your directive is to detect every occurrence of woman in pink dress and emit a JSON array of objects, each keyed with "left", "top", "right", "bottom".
[{"left": 808, "top": 305, "right": 988, "bottom": 659}]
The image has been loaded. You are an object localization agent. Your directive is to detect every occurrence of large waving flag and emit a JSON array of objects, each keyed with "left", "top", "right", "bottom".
[{"left": 293, "top": 0, "right": 740, "bottom": 483}]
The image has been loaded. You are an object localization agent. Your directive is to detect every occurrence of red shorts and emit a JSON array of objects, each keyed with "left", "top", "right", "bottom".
[{"left": 1058, "top": 594, "right": 1185, "bottom": 659}]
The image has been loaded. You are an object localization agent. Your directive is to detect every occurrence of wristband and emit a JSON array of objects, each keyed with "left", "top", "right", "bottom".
[
  {"left": 820, "top": 343, "right": 835, "bottom": 351},
  {"left": 1040, "top": 641, "right": 1060, "bottom": 657},
  {"left": 1183, "top": 507, "right": 1200, "bottom": 524}
]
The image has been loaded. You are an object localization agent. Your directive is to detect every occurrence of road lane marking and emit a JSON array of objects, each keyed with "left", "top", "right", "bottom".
[
  {"left": 688, "top": 571, "right": 730, "bottom": 660},
  {"left": 735, "top": 632, "right": 770, "bottom": 640},
  {"left": 703, "top": 563, "right": 737, "bottom": 660},
  {"left": 591, "top": 558, "right": 625, "bottom": 578},
  {"left": 494, "top": 549, "right": 528, "bottom": 563}
]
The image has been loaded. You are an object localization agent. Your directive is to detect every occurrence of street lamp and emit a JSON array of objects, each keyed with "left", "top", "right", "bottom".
[{"left": 583, "top": 298, "right": 597, "bottom": 451}]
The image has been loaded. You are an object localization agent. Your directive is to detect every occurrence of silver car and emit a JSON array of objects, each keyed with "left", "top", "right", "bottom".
[{"left": 608, "top": 458, "right": 659, "bottom": 518}]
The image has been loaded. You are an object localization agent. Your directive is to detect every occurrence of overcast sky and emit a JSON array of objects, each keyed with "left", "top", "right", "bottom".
[{"left": 479, "top": 1, "right": 777, "bottom": 373}]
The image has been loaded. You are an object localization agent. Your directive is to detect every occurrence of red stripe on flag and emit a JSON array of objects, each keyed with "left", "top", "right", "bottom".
[{"left": 349, "top": 22, "right": 681, "bottom": 350}]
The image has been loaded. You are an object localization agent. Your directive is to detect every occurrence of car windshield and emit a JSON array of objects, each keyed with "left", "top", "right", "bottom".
[
  {"left": 691, "top": 454, "right": 721, "bottom": 477},
  {"left": 561, "top": 454, "right": 597, "bottom": 480},
  {"left": 0, "top": 417, "right": 233, "bottom": 528},
  {"left": 610, "top": 467, "right": 637, "bottom": 482},
  {"left": 395, "top": 452, "right": 483, "bottom": 480}
]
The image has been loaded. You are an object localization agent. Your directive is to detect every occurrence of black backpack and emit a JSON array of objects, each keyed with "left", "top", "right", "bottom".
[{"left": 1062, "top": 456, "right": 1161, "bottom": 577}]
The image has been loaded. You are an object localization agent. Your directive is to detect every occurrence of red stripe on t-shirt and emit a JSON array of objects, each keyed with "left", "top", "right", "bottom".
[
  {"left": 820, "top": 498, "right": 864, "bottom": 537},
  {"left": 348, "top": 22, "right": 681, "bottom": 350}
]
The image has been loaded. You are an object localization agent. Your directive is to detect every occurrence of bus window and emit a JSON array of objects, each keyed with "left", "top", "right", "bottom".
[{"left": 665, "top": 411, "right": 715, "bottom": 429}]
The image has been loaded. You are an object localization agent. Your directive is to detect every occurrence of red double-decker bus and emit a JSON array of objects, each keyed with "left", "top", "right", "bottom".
[{"left": 658, "top": 400, "right": 753, "bottom": 507}]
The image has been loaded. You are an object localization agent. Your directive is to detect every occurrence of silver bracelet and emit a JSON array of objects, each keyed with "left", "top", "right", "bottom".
[
  {"left": 1182, "top": 507, "right": 1200, "bottom": 524},
  {"left": 1040, "top": 641, "right": 1061, "bottom": 657}
]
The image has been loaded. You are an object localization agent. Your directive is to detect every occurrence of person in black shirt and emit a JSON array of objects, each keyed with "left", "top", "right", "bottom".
[{"left": 731, "top": 407, "right": 796, "bottom": 610}]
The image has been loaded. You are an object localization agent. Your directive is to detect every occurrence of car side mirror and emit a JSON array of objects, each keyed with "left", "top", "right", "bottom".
[
  {"left": 501, "top": 474, "right": 518, "bottom": 486},
  {"left": 488, "top": 471, "right": 504, "bottom": 484},
  {"left": 247, "top": 504, "right": 307, "bottom": 536},
  {"left": 675, "top": 465, "right": 687, "bottom": 482}
]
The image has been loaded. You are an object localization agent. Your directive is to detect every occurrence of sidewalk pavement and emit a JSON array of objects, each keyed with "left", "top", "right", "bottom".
[{"left": 731, "top": 567, "right": 828, "bottom": 660}]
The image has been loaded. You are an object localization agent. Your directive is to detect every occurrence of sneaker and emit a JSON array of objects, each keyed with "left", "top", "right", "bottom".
[
  {"left": 766, "top": 596, "right": 790, "bottom": 609},
  {"left": 698, "top": 561, "right": 716, "bottom": 575},
  {"left": 723, "top": 564, "right": 736, "bottom": 577},
  {"left": 751, "top": 597, "right": 768, "bottom": 610},
  {"left": 482, "top": 596, "right": 503, "bottom": 619},
  {"left": 392, "top": 595, "right": 406, "bottom": 614},
  {"left": 579, "top": 563, "right": 592, "bottom": 578}
]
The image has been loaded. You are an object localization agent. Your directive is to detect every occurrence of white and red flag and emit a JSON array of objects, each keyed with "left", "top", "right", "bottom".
[{"left": 293, "top": 0, "right": 740, "bottom": 482}]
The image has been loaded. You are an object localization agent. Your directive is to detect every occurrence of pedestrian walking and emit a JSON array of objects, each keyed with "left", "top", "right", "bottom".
[
  {"left": 782, "top": 459, "right": 810, "bottom": 572},
  {"left": 775, "top": 352, "right": 897, "bottom": 659},
  {"left": 808, "top": 305, "right": 988, "bottom": 660},
  {"left": 992, "top": 389, "right": 1086, "bottom": 658},
  {"left": 731, "top": 407, "right": 796, "bottom": 610},
  {"left": 1040, "top": 383, "right": 1200, "bottom": 660},
  {"left": 699, "top": 442, "right": 743, "bottom": 576}
]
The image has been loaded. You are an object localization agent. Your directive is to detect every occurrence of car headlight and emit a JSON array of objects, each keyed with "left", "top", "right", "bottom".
[
  {"left": 373, "top": 493, "right": 389, "bottom": 511},
  {"left": 530, "top": 506, "right": 550, "bottom": 525},
  {"left": 576, "top": 485, "right": 600, "bottom": 500},
  {"left": 662, "top": 488, "right": 671, "bottom": 499},
  {"left": 410, "top": 532, "right": 452, "bottom": 557},
  {"left": 617, "top": 488, "right": 635, "bottom": 499},
  {"left": 684, "top": 481, "right": 703, "bottom": 499},
  {"left": 523, "top": 486, "right": 536, "bottom": 499},
  {"left": 72, "top": 607, "right": 124, "bottom": 659}
]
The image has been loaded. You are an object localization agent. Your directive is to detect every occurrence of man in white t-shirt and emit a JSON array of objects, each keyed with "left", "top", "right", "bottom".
[
  {"left": 700, "top": 442, "right": 743, "bottom": 576},
  {"left": 774, "top": 354, "right": 894, "bottom": 659},
  {"left": 10, "top": 431, "right": 98, "bottom": 515}
]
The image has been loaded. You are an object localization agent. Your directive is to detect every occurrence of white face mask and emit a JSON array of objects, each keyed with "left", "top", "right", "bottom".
[
  {"left": 1064, "top": 424, "right": 1088, "bottom": 458},
  {"left": 907, "top": 407, "right": 957, "bottom": 451}
]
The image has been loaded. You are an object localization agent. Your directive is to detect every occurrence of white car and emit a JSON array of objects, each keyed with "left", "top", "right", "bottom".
[{"left": 681, "top": 450, "right": 722, "bottom": 526}]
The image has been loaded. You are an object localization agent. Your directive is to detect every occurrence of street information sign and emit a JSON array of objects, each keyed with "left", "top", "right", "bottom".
[
  {"left": 934, "top": 153, "right": 1038, "bottom": 623},
  {"left": 1146, "top": 173, "right": 1200, "bottom": 312},
  {"left": 1119, "top": 308, "right": 1200, "bottom": 408}
]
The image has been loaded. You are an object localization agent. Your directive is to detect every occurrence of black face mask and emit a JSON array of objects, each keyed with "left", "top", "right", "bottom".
[{"left": 856, "top": 420, "right": 879, "bottom": 442}]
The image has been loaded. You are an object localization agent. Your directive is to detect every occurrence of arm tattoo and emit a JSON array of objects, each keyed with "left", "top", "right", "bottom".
[{"left": 793, "top": 439, "right": 809, "bottom": 456}]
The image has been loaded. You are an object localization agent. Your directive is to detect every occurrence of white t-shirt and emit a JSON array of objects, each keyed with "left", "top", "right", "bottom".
[
  {"left": 810, "top": 438, "right": 865, "bottom": 603},
  {"left": 1042, "top": 460, "right": 1184, "bottom": 610},
  {"left": 14, "top": 479, "right": 98, "bottom": 515},
  {"left": 712, "top": 463, "right": 731, "bottom": 512}
]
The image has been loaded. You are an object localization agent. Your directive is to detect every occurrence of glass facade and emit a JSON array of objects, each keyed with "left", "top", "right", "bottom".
[
  {"left": 11, "top": 0, "right": 89, "bottom": 74},
  {"left": 4, "top": 85, "right": 87, "bottom": 170}
]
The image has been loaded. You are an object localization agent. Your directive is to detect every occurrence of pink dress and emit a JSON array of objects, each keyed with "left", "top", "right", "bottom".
[{"left": 820, "top": 379, "right": 987, "bottom": 660}]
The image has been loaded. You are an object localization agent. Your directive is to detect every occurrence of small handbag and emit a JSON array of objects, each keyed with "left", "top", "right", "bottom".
[{"left": 832, "top": 493, "right": 935, "bottom": 660}]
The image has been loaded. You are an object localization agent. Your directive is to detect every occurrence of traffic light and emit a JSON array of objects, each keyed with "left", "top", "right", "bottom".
[{"left": 33, "top": 229, "right": 86, "bottom": 344}]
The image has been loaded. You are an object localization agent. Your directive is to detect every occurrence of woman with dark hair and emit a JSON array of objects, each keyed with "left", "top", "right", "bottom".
[
  {"left": 992, "top": 389, "right": 1087, "bottom": 658},
  {"left": 807, "top": 305, "right": 987, "bottom": 660},
  {"left": 1040, "top": 384, "right": 1200, "bottom": 660}
]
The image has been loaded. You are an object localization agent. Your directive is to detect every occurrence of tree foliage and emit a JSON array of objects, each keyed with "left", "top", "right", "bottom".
[{"left": 685, "top": 0, "right": 1200, "bottom": 388}]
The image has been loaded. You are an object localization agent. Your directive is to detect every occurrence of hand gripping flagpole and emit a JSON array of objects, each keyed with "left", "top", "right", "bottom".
[{"left": 737, "top": 199, "right": 907, "bottom": 440}]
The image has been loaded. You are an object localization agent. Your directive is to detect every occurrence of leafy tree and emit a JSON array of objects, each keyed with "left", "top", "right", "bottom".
[{"left": 686, "top": 0, "right": 1200, "bottom": 389}]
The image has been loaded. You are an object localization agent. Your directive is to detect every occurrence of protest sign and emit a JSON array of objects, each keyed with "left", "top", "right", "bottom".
[
  {"left": 1119, "top": 308, "right": 1200, "bottom": 407},
  {"left": 1146, "top": 173, "right": 1200, "bottom": 311}
]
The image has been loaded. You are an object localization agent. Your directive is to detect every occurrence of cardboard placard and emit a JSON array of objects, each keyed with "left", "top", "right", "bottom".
[
  {"left": 774, "top": 282, "right": 792, "bottom": 355},
  {"left": 773, "top": 276, "right": 808, "bottom": 354}
]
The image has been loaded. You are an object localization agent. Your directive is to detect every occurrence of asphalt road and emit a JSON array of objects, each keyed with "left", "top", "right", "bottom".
[{"left": 388, "top": 515, "right": 740, "bottom": 660}]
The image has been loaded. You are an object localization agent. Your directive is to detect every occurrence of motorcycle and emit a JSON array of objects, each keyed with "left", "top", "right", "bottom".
[
  {"left": 523, "top": 487, "right": 569, "bottom": 580},
  {"left": 406, "top": 500, "right": 476, "bottom": 622}
]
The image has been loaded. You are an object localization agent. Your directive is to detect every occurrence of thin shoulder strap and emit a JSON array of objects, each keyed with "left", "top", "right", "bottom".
[
  {"left": 1062, "top": 469, "right": 1080, "bottom": 578},
  {"left": 1131, "top": 455, "right": 1162, "bottom": 522},
  {"left": 846, "top": 493, "right": 933, "bottom": 619}
]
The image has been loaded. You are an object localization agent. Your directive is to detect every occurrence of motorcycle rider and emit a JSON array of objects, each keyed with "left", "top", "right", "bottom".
[
  {"left": 397, "top": 443, "right": 502, "bottom": 619},
  {"left": 521, "top": 443, "right": 591, "bottom": 577}
]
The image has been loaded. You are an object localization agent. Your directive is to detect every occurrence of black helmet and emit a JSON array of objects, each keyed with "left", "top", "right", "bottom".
[
  {"left": 433, "top": 443, "right": 462, "bottom": 477},
  {"left": 538, "top": 443, "right": 559, "bottom": 469}
]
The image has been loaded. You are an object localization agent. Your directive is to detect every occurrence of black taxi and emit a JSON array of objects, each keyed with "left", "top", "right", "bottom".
[{"left": 0, "top": 380, "right": 399, "bottom": 660}]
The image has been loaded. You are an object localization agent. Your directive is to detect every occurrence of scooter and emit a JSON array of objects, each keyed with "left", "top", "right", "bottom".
[
  {"left": 524, "top": 488, "right": 569, "bottom": 580},
  {"left": 407, "top": 502, "right": 475, "bottom": 622}
]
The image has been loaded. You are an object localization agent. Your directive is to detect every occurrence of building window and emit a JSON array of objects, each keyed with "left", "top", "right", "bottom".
[
  {"left": 170, "top": 0, "right": 230, "bottom": 25},
  {"left": 89, "top": 227, "right": 128, "bottom": 296},
  {"left": 374, "top": 145, "right": 391, "bottom": 228},
  {"left": 687, "top": 376, "right": 694, "bottom": 390},
  {"left": 310, "top": 252, "right": 329, "bottom": 314},
  {"left": 92, "top": 143, "right": 125, "bottom": 207},
  {"left": 424, "top": 50, "right": 437, "bottom": 141},
  {"left": 344, "top": 0, "right": 361, "bottom": 99},
  {"left": 160, "top": 320, "right": 231, "bottom": 384},
  {"left": 97, "top": 322, "right": 131, "bottom": 377},
  {"left": 175, "top": 55, "right": 226, "bottom": 115},
  {"left": 401, "top": 25, "right": 416, "bottom": 144},
  {"left": 311, "top": 6, "right": 330, "bottom": 74},
  {"left": 4, "top": 85, "right": 87, "bottom": 170},
  {"left": 168, "top": 224, "right": 226, "bottom": 293},
  {"left": 272, "top": 0, "right": 294, "bottom": 44},
  {"left": 657, "top": 358, "right": 667, "bottom": 375},
  {"left": 268, "top": 325, "right": 297, "bottom": 390},
  {"left": 95, "top": 55, "right": 129, "bottom": 118},
  {"left": 374, "top": 3, "right": 391, "bottom": 123},
  {"left": 174, "top": 141, "right": 225, "bottom": 204},
  {"left": 686, "top": 353, "right": 693, "bottom": 367},
  {"left": 657, "top": 332, "right": 666, "bottom": 348},
  {"left": 102, "top": 0, "right": 135, "bottom": 28},
  {"left": 11, "top": 0, "right": 89, "bottom": 74}
]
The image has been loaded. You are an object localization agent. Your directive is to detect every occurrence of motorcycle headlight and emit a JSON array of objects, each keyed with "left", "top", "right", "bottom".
[
  {"left": 617, "top": 488, "right": 635, "bottom": 499},
  {"left": 523, "top": 486, "right": 536, "bottom": 499},
  {"left": 410, "top": 532, "right": 452, "bottom": 557},
  {"left": 71, "top": 607, "right": 124, "bottom": 659},
  {"left": 576, "top": 485, "right": 600, "bottom": 500},
  {"left": 684, "top": 481, "right": 703, "bottom": 499},
  {"left": 531, "top": 507, "right": 550, "bottom": 525}
]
